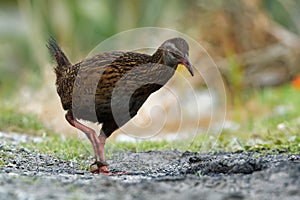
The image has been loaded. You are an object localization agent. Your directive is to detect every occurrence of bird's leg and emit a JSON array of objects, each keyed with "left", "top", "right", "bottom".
[
  {"left": 91, "top": 132, "right": 109, "bottom": 173},
  {"left": 65, "top": 111, "right": 108, "bottom": 174},
  {"left": 96, "top": 121, "right": 129, "bottom": 175},
  {"left": 89, "top": 131, "right": 108, "bottom": 174}
]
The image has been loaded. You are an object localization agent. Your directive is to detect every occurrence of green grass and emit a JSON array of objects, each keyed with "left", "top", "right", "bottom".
[
  {"left": 0, "top": 102, "right": 47, "bottom": 135},
  {"left": 22, "top": 134, "right": 92, "bottom": 170},
  {"left": 220, "top": 84, "right": 300, "bottom": 154}
]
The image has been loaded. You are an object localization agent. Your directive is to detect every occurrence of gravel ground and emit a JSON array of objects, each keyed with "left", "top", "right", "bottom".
[{"left": 0, "top": 132, "right": 300, "bottom": 200}]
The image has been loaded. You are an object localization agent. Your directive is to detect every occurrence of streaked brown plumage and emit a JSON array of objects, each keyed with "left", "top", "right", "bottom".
[{"left": 47, "top": 37, "right": 193, "bottom": 174}]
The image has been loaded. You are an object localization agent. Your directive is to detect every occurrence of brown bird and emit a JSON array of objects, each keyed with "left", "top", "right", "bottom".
[{"left": 47, "top": 37, "right": 194, "bottom": 174}]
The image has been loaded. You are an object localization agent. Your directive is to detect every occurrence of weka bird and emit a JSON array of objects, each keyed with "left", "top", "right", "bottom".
[{"left": 47, "top": 37, "right": 194, "bottom": 174}]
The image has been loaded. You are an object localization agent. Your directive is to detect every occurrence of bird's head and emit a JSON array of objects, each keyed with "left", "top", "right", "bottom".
[{"left": 159, "top": 37, "right": 194, "bottom": 76}]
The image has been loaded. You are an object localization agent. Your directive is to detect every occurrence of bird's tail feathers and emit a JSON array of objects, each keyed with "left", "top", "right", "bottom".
[{"left": 47, "top": 37, "right": 72, "bottom": 74}]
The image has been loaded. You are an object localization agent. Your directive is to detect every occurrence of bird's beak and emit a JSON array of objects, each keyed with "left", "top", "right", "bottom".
[{"left": 181, "top": 54, "right": 194, "bottom": 76}]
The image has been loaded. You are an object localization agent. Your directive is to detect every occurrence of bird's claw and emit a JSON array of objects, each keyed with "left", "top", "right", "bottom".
[
  {"left": 91, "top": 160, "right": 109, "bottom": 167},
  {"left": 90, "top": 165, "right": 110, "bottom": 174},
  {"left": 90, "top": 161, "right": 129, "bottom": 175},
  {"left": 90, "top": 160, "right": 109, "bottom": 174}
]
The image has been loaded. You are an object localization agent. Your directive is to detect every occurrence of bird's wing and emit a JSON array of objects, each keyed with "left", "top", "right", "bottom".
[
  {"left": 108, "top": 63, "right": 170, "bottom": 126},
  {"left": 72, "top": 52, "right": 125, "bottom": 122}
]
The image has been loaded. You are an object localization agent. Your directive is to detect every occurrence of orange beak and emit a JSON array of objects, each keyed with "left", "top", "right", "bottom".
[{"left": 181, "top": 54, "right": 194, "bottom": 76}]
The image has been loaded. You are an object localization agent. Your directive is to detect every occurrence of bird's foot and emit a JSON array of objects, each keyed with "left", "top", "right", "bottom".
[
  {"left": 90, "top": 160, "right": 128, "bottom": 175},
  {"left": 90, "top": 165, "right": 110, "bottom": 175},
  {"left": 90, "top": 160, "right": 109, "bottom": 174}
]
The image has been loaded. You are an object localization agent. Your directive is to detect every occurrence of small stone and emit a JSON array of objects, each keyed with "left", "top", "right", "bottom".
[
  {"left": 182, "top": 162, "right": 190, "bottom": 168},
  {"left": 288, "top": 155, "right": 297, "bottom": 161},
  {"left": 7, "top": 172, "right": 19, "bottom": 177},
  {"left": 5, "top": 168, "right": 12, "bottom": 173}
]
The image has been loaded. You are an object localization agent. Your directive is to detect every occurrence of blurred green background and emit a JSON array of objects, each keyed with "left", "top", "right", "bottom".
[
  {"left": 1, "top": 0, "right": 299, "bottom": 98},
  {"left": 0, "top": 0, "right": 300, "bottom": 152}
]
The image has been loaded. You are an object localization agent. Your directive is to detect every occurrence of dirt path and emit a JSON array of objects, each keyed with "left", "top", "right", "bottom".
[{"left": 0, "top": 132, "right": 299, "bottom": 200}]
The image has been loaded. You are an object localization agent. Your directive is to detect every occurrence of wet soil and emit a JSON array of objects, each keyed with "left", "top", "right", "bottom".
[{"left": 0, "top": 132, "right": 299, "bottom": 200}]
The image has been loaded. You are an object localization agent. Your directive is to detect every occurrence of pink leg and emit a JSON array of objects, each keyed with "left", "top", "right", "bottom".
[
  {"left": 90, "top": 133, "right": 109, "bottom": 174},
  {"left": 65, "top": 111, "right": 108, "bottom": 174}
]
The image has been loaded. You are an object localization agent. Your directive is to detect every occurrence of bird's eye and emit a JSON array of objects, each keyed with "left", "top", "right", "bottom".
[
  {"left": 167, "top": 50, "right": 181, "bottom": 58},
  {"left": 172, "top": 52, "right": 183, "bottom": 60},
  {"left": 168, "top": 52, "right": 176, "bottom": 59}
]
